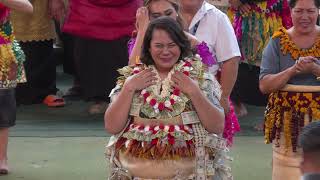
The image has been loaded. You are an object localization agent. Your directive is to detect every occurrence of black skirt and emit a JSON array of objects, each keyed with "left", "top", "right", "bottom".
[
  {"left": 73, "top": 36, "right": 130, "bottom": 103},
  {"left": 15, "top": 40, "right": 58, "bottom": 104},
  {"left": 0, "top": 89, "right": 16, "bottom": 128}
]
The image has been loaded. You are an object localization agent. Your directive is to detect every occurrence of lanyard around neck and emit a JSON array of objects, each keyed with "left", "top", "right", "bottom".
[{"left": 190, "top": 20, "right": 201, "bottom": 36}]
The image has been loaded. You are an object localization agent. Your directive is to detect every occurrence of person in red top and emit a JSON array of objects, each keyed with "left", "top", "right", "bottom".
[{"left": 63, "top": 0, "right": 142, "bottom": 114}]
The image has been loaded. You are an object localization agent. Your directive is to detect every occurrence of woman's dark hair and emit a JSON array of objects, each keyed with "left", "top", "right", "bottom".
[
  {"left": 298, "top": 121, "right": 320, "bottom": 153},
  {"left": 145, "top": 0, "right": 185, "bottom": 29},
  {"left": 289, "top": 0, "right": 320, "bottom": 8},
  {"left": 141, "top": 16, "right": 192, "bottom": 65}
]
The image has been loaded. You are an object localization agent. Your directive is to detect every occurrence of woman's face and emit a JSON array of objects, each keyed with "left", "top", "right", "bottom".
[
  {"left": 291, "top": 0, "right": 318, "bottom": 34},
  {"left": 149, "top": 29, "right": 181, "bottom": 72},
  {"left": 148, "top": 0, "right": 178, "bottom": 20}
]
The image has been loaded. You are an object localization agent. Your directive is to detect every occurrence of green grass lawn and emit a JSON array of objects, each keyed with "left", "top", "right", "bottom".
[{"left": 231, "top": 136, "right": 272, "bottom": 180}]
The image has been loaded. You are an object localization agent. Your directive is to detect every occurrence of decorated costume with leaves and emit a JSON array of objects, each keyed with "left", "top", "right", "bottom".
[{"left": 106, "top": 55, "right": 232, "bottom": 180}]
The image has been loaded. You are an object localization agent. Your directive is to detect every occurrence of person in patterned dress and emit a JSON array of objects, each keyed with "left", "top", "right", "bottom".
[{"left": 0, "top": 0, "right": 32, "bottom": 175}]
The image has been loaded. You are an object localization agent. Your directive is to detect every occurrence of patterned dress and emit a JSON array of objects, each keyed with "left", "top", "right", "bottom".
[
  {"left": 260, "top": 28, "right": 320, "bottom": 180},
  {"left": 106, "top": 55, "right": 232, "bottom": 180}
]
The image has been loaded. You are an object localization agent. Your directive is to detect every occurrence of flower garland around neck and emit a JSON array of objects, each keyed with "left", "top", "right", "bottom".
[
  {"left": 274, "top": 27, "right": 320, "bottom": 60},
  {"left": 117, "top": 54, "right": 204, "bottom": 118}
]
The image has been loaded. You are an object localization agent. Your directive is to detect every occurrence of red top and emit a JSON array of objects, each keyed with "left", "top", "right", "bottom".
[{"left": 63, "top": 0, "right": 142, "bottom": 41}]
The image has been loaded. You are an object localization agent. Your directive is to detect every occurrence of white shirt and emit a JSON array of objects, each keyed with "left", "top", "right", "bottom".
[{"left": 188, "top": 1, "right": 241, "bottom": 74}]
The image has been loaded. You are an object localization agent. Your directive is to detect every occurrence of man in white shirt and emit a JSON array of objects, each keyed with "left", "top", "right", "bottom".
[{"left": 180, "top": 0, "right": 241, "bottom": 114}]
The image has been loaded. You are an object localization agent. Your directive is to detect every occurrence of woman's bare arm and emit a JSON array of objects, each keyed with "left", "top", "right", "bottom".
[{"left": 1, "top": 0, "right": 33, "bottom": 13}]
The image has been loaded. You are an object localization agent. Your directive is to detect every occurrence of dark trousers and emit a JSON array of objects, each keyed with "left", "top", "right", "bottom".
[
  {"left": 16, "top": 40, "right": 58, "bottom": 104},
  {"left": 73, "top": 36, "right": 129, "bottom": 103},
  {"left": 230, "top": 63, "right": 268, "bottom": 106},
  {"left": 61, "top": 33, "right": 77, "bottom": 77},
  {"left": 54, "top": 21, "right": 79, "bottom": 82},
  {"left": 0, "top": 89, "right": 16, "bottom": 128}
]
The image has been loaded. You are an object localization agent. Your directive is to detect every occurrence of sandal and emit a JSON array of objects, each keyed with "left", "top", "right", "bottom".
[
  {"left": 0, "top": 160, "right": 9, "bottom": 175},
  {"left": 0, "top": 168, "right": 8, "bottom": 175},
  {"left": 43, "top": 95, "right": 65, "bottom": 107}
]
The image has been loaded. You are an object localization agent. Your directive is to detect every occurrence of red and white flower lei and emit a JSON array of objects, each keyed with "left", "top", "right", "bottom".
[{"left": 132, "top": 59, "right": 195, "bottom": 115}]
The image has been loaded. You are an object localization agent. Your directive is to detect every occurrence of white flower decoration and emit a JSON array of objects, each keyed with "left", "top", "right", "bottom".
[
  {"left": 174, "top": 125, "right": 180, "bottom": 131},
  {"left": 164, "top": 125, "right": 169, "bottom": 132},
  {"left": 172, "top": 95, "right": 178, "bottom": 101},
  {"left": 153, "top": 103, "right": 159, "bottom": 109},
  {"left": 144, "top": 125, "right": 150, "bottom": 132},
  {"left": 125, "top": 140, "right": 131, "bottom": 148},
  {"left": 141, "top": 89, "right": 147, "bottom": 95},
  {"left": 146, "top": 96, "right": 152, "bottom": 103},
  {"left": 164, "top": 100, "right": 171, "bottom": 107},
  {"left": 154, "top": 126, "right": 159, "bottom": 131},
  {"left": 183, "top": 67, "right": 190, "bottom": 71}
]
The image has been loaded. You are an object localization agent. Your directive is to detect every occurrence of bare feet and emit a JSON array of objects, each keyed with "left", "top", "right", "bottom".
[
  {"left": 234, "top": 103, "right": 248, "bottom": 117},
  {"left": 0, "top": 159, "right": 9, "bottom": 175}
]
